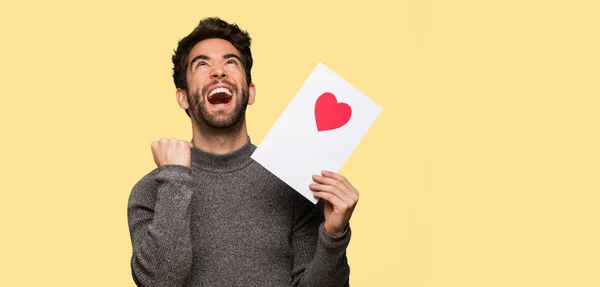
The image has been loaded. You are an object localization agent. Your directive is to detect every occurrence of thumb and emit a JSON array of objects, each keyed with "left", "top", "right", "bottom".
[{"left": 189, "top": 142, "right": 194, "bottom": 149}]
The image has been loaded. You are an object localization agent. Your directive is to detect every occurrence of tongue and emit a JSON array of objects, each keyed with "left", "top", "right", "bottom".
[{"left": 208, "top": 92, "right": 232, "bottom": 104}]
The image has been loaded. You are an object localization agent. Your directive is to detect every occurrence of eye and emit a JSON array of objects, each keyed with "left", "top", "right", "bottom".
[
  {"left": 226, "top": 59, "right": 238, "bottom": 65},
  {"left": 196, "top": 61, "right": 209, "bottom": 68}
]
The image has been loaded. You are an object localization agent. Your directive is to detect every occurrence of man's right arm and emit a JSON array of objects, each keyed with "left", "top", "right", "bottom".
[{"left": 127, "top": 164, "right": 195, "bottom": 287}]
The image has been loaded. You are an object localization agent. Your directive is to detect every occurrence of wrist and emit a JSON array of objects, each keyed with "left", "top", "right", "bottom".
[
  {"left": 324, "top": 224, "right": 348, "bottom": 238},
  {"left": 318, "top": 222, "right": 351, "bottom": 251}
]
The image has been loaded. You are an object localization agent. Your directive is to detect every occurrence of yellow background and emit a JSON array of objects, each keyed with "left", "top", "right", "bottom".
[{"left": 1, "top": 0, "right": 599, "bottom": 286}]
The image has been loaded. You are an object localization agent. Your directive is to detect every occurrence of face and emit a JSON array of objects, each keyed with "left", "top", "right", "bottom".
[{"left": 178, "top": 38, "right": 255, "bottom": 129}]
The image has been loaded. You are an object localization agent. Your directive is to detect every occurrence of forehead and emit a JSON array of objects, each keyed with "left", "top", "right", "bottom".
[{"left": 188, "top": 38, "right": 240, "bottom": 62}]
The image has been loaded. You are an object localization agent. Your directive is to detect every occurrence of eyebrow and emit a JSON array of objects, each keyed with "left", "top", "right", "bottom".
[
  {"left": 223, "top": 54, "right": 242, "bottom": 63},
  {"left": 189, "top": 54, "right": 242, "bottom": 70}
]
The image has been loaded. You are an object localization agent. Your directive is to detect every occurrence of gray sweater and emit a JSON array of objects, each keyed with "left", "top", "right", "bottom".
[{"left": 127, "top": 138, "right": 351, "bottom": 286}]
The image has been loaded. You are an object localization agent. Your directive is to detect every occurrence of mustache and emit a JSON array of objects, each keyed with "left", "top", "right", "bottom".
[{"left": 201, "top": 80, "right": 237, "bottom": 96}]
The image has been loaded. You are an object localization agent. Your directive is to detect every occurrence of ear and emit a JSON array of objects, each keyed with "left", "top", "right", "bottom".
[
  {"left": 248, "top": 83, "right": 256, "bottom": 105},
  {"left": 176, "top": 88, "right": 190, "bottom": 110}
]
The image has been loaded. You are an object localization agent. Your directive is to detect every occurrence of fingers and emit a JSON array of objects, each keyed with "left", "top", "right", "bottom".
[
  {"left": 150, "top": 137, "right": 193, "bottom": 167},
  {"left": 311, "top": 189, "right": 349, "bottom": 210},
  {"left": 310, "top": 171, "right": 359, "bottom": 209},
  {"left": 176, "top": 139, "right": 193, "bottom": 149},
  {"left": 311, "top": 174, "right": 358, "bottom": 203},
  {"left": 310, "top": 181, "right": 351, "bottom": 204},
  {"left": 309, "top": 171, "right": 359, "bottom": 237},
  {"left": 313, "top": 170, "right": 359, "bottom": 197},
  {"left": 152, "top": 137, "right": 193, "bottom": 149},
  {"left": 320, "top": 170, "right": 359, "bottom": 196}
]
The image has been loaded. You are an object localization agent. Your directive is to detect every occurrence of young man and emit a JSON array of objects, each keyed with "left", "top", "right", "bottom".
[{"left": 127, "top": 17, "right": 359, "bottom": 286}]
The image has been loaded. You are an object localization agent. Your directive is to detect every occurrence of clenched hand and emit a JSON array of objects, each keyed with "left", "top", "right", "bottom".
[{"left": 151, "top": 137, "right": 194, "bottom": 168}]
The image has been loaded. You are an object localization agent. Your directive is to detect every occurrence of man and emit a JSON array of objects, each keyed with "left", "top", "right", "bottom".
[{"left": 127, "top": 17, "right": 359, "bottom": 287}]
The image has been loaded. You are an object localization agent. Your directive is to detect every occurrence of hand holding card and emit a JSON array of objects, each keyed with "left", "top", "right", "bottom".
[
  {"left": 309, "top": 170, "right": 359, "bottom": 237},
  {"left": 251, "top": 62, "right": 383, "bottom": 205}
]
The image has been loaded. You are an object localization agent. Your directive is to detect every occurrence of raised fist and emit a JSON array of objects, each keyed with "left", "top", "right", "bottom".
[{"left": 151, "top": 137, "right": 194, "bottom": 168}]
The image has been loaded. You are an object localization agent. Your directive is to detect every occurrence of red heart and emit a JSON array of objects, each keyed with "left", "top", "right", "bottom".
[{"left": 315, "top": 92, "right": 352, "bottom": 132}]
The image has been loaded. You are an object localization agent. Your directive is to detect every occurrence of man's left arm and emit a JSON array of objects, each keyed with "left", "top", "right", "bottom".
[
  {"left": 290, "top": 170, "right": 359, "bottom": 287},
  {"left": 309, "top": 170, "right": 359, "bottom": 238}
]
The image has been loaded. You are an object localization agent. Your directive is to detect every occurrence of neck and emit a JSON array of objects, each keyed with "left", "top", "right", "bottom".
[{"left": 190, "top": 117, "right": 250, "bottom": 155}]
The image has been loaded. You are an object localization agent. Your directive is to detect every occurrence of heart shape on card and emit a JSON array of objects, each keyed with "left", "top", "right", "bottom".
[{"left": 315, "top": 92, "right": 352, "bottom": 132}]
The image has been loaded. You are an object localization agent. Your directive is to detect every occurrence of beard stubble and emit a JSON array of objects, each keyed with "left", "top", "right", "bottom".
[{"left": 188, "top": 81, "right": 250, "bottom": 130}]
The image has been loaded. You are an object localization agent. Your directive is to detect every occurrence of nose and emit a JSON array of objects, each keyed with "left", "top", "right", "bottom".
[{"left": 210, "top": 65, "right": 227, "bottom": 81}]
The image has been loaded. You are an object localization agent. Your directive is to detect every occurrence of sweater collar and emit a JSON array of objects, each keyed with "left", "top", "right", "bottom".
[{"left": 190, "top": 136, "right": 256, "bottom": 173}]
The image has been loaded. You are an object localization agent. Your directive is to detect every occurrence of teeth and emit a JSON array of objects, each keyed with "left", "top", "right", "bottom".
[{"left": 208, "top": 87, "right": 232, "bottom": 97}]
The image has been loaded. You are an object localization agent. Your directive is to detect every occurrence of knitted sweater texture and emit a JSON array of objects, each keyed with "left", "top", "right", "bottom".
[{"left": 127, "top": 138, "right": 351, "bottom": 286}]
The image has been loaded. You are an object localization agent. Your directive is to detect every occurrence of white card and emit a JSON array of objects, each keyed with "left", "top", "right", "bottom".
[{"left": 251, "top": 62, "right": 383, "bottom": 203}]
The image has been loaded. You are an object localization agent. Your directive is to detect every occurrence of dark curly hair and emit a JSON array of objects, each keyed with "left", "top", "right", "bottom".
[{"left": 171, "top": 17, "right": 253, "bottom": 116}]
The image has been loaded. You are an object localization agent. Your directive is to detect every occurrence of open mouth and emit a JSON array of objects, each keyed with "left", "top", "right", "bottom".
[{"left": 207, "top": 87, "right": 233, "bottom": 105}]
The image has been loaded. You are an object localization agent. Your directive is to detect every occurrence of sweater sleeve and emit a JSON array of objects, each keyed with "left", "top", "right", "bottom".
[
  {"left": 291, "top": 200, "right": 351, "bottom": 287},
  {"left": 127, "top": 165, "right": 196, "bottom": 287}
]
